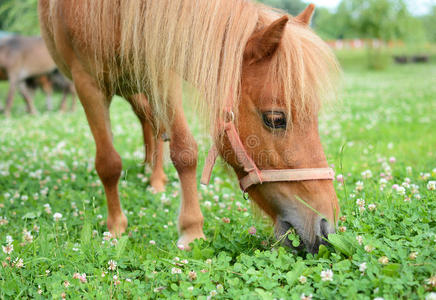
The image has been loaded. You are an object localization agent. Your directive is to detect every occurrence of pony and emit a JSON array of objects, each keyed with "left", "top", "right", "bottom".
[
  {"left": 0, "top": 35, "right": 56, "bottom": 115},
  {"left": 39, "top": 0, "right": 340, "bottom": 253}
]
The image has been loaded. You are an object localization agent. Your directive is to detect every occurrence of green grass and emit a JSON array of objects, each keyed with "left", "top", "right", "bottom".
[{"left": 0, "top": 63, "right": 435, "bottom": 299}]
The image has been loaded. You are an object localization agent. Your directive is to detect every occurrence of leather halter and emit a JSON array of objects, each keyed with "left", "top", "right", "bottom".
[{"left": 200, "top": 96, "right": 335, "bottom": 192}]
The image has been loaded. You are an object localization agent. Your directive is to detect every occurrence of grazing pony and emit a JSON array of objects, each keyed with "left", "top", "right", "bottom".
[{"left": 39, "top": 0, "right": 340, "bottom": 253}]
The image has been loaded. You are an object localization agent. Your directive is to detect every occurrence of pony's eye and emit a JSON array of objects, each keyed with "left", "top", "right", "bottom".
[{"left": 262, "top": 111, "right": 287, "bottom": 130}]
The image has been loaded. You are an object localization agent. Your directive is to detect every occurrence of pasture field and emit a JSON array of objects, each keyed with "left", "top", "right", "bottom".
[{"left": 0, "top": 63, "right": 435, "bottom": 299}]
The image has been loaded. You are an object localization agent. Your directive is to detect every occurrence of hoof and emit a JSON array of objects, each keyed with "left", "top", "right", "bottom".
[
  {"left": 107, "top": 213, "right": 128, "bottom": 237},
  {"left": 150, "top": 174, "right": 167, "bottom": 193},
  {"left": 177, "top": 231, "right": 206, "bottom": 250}
]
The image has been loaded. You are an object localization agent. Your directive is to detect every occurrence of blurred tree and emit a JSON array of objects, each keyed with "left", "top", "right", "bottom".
[
  {"left": 422, "top": 6, "right": 436, "bottom": 42},
  {"left": 258, "top": 0, "right": 307, "bottom": 16},
  {"left": 0, "top": 0, "right": 39, "bottom": 35},
  {"left": 314, "top": 0, "right": 426, "bottom": 43}
]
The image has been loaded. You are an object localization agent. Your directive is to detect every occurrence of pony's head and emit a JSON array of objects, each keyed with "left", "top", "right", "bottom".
[{"left": 217, "top": 5, "right": 340, "bottom": 253}]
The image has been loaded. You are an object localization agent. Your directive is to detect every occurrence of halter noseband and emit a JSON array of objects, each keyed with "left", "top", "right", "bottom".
[{"left": 200, "top": 96, "right": 334, "bottom": 192}]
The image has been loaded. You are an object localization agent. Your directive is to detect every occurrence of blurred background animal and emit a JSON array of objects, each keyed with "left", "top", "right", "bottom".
[
  {"left": 0, "top": 35, "right": 75, "bottom": 116},
  {"left": 24, "top": 70, "right": 77, "bottom": 112}
]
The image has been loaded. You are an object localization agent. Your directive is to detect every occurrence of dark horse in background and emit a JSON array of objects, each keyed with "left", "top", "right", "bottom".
[{"left": 0, "top": 35, "right": 75, "bottom": 116}]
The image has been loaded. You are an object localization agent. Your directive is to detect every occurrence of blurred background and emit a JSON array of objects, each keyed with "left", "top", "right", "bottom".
[{"left": 0, "top": 0, "right": 435, "bottom": 70}]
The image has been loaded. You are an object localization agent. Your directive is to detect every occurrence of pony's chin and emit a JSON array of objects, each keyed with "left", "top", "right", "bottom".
[{"left": 274, "top": 219, "right": 318, "bottom": 254}]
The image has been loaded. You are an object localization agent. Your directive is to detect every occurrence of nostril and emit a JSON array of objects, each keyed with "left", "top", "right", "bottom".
[{"left": 320, "top": 218, "right": 330, "bottom": 239}]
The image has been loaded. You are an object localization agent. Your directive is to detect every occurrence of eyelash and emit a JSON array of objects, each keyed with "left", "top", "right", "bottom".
[{"left": 262, "top": 112, "right": 287, "bottom": 129}]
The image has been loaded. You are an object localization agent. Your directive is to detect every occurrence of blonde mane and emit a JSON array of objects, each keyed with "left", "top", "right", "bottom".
[{"left": 49, "top": 0, "right": 338, "bottom": 131}]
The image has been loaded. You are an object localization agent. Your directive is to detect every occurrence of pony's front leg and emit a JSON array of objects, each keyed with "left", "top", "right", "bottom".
[
  {"left": 169, "top": 89, "right": 205, "bottom": 249},
  {"left": 72, "top": 66, "right": 127, "bottom": 236}
]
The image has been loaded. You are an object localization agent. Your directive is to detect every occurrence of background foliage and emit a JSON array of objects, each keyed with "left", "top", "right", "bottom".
[{"left": 0, "top": 0, "right": 435, "bottom": 44}]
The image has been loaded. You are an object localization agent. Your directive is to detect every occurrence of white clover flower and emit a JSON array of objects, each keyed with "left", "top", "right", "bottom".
[
  {"left": 320, "top": 269, "right": 333, "bottom": 281},
  {"left": 108, "top": 260, "right": 117, "bottom": 271},
  {"left": 427, "top": 181, "right": 436, "bottom": 191},
  {"left": 171, "top": 267, "right": 182, "bottom": 274},
  {"left": 6, "top": 235, "right": 13, "bottom": 244},
  {"left": 402, "top": 182, "right": 410, "bottom": 189},
  {"left": 409, "top": 252, "right": 418, "bottom": 260},
  {"left": 188, "top": 271, "right": 197, "bottom": 281},
  {"left": 364, "top": 245, "right": 374, "bottom": 253},
  {"left": 301, "top": 294, "right": 313, "bottom": 300},
  {"left": 43, "top": 203, "right": 52, "bottom": 214},
  {"left": 299, "top": 275, "right": 307, "bottom": 284},
  {"left": 356, "top": 235, "right": 363, "bottom": 245},
  {"left": 14, "top": 258, "right": 24, "bottom": 268},
  {"left": 204, "top": 201, "right": 212, "bottom": 208},
  {"left": 355, "top": 181, "right": 364, "bottom": 191},
  {"left": 368, "top": 204, "right": 376, "bottom": 211},
  {"left": 359, "top": 262, "right": 367, "bottom": 273},
  {"left": 361, "top": 170, "right": 372, "bottom": 179},
  {"left": 356, "top": 199, "right": 365, "bottom": 207},
  {"left": 425, "top": 292, "right": 436, "bottom": 300},
  {"left": 406, "top": 166, "right": 412, "bottom": 174},
  {"left": 149, "top": 240, "right": 156, "bottom": 245},
  {"left": 53, "top": 213, "right": 63, "bottom": 222},
  {"left": 209, "top": 290, "right": 217, "bottom": 297},
  {"left": 410, "top": 184, "right": 419, "bottom": 194},
  {"left": 378, "top": 256, "right": 389, "bottom": 264},
  {"left": 396, "top": 187, "right": 406, "bottom": 195},
  {"left": 23, "top": 230, "right": 33, "bottom": 243},
  {"left": 421, "top": 173, "right": 431, "bottom": 180},
  {"left": 2, "top": 244, "right": 13, "bottom": 254}
]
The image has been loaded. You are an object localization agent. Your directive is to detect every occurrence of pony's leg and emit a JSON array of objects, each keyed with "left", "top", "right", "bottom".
[
  {"left": 59, "top": 90, "right": 68, "bottom": 112},
  {"left": 141, "top": 120, "right": 167, "bottom": 192},
  {"left": 18, "top": 82, "right": 38, "bottom": 115},
  {"left": 168, "top": 82, "right": 205, "bottom": 249},
  {"left": 70, "top": 88, "right": 77, "bottom": 112},
  {"left": 4, "top": 77, "right": 17, "bottom": 117},
  {"left": 72, "top": 68, "right": 127, "bottom": 236},
  {"left": 39, "top": 75, "right": 54, "bottom": 111},
  {"left": 128, "top": 95, "right": 167, "bottom": 193}
]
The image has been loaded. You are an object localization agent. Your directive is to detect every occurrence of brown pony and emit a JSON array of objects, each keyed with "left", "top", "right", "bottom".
[
  {"left": 39, "top": 0, "right": 340, "bottom": 253},
  {"left": 0, "top": 36, "right": 56, "bottom": 115}
]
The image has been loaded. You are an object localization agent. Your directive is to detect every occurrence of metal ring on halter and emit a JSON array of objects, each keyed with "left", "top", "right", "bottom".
[{"left": 225, "top": 111, "right": 235, "bottom": 123}]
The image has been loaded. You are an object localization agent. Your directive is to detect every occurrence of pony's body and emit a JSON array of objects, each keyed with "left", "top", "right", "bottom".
[{"left": 39, "top": 0, "right": 340, "bottom": 252}]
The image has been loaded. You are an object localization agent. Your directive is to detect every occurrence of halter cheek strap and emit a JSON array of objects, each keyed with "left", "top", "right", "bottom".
[{"left": 200, "top": 96, "right": 335, "bottom": 191}]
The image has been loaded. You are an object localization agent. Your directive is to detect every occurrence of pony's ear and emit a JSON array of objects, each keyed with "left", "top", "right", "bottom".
[
  {"left": 295, "top": 4, "right": 315, "bottom": 26},
  {"left": 244, "top": 15, "right": 288, "bottom": 64}
]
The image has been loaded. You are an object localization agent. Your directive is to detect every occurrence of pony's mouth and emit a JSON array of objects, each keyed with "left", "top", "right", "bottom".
[{"left": 274, "top": 218, "right": 327, "bottom": 254}]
